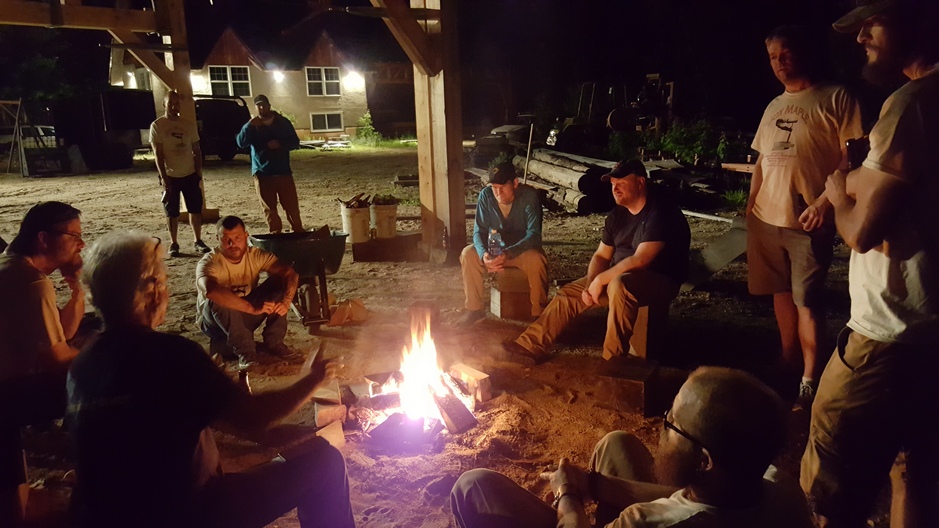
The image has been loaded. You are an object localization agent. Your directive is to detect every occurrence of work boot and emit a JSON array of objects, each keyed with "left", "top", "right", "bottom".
[
  {"left": 264, "top": 343, "right": 301, "bottom": 361},
  {"left": 194, "top": 240, "right": 211, "bottom": 254},
  {"left": 456, "top": 310, "right": 486, "bottom": 327},
  {"left": 236, "top": 349, "right": 259, "bottom": 369},
  {"left": 209, "top": 339, "right": 238, "bottom": 361},
  {"left": 500, "top": 339, "right": 549, "bottom": 366},
  {"left": 168, "top": 243, "right": 181, "bottom": 258}
]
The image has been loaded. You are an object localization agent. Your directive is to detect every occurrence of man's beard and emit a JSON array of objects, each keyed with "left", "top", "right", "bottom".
[
  {"left": 652, "top": 443, "right": 699, "bottom": 488},
  {"left": 862, "top": 46, "right": 907, "bottom": 88}
]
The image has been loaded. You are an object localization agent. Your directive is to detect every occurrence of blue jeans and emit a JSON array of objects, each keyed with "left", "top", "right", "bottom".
[{"left": 200, "top": 277, "right": 288, "bottom": 357}]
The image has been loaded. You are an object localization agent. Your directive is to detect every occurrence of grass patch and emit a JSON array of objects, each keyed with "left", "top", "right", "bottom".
[{"left": 722, "top": 189, "right": 748, "bottom": 211}]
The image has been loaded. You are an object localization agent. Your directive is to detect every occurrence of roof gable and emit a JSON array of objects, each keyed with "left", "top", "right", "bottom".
[{"left": 202, "top": 27, "right": 255, "bottom": 67}]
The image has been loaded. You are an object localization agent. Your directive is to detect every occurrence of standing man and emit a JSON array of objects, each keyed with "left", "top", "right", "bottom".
[
  {"left": 458, "top": 161, "right": 547, "bottom": 326},
  {"left": 747, "top": 25, "right": 863, "bottom": 408},
  {"left": 802, "top": 1, "right": 939, "bottom": 526},
  {"left": 503, "top": 160, "right": 690, "bottom": 364},
  {"left": 69, "top": 232, "right": 354, "bottom": 528},
  {"left": 0, "top": 202, "right": 85, "bottom": 523},
  {"left": 150, "top": 90, "right": 211, "bottom": 257},
  {"left": 236, "top": 95, "right": 304, "bottom": 234},
  {"left": 197, "top": 216, "right": 299, "bottom": 367}
]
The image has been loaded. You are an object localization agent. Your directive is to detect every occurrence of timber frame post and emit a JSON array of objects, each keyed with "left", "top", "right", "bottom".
[
  {"left": 0, "top": 0, "right": 196, "bottom": 121},
  {"left": 372, "top": 0, "right": 465, "bottom": 257}
]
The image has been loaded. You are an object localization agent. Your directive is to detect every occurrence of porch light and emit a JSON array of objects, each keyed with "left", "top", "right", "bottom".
[
  {"left": 343, "top": 71, "right": 365, "bottom": 91},
  {"left": 190, "top": 73, "right": 208, "bottom": 93},
  {"left": 273, "top": 71, "right": 285, "bottom": 83}
]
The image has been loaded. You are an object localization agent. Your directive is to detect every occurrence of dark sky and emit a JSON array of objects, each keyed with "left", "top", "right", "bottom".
[{"left": 2, "top": 0, "right": 875, "bottom": 133}]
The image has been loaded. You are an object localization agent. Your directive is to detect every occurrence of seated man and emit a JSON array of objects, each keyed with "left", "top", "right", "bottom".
[
  {"left": 197, "top": 215, "right": 299, "bottom": 366},
  {"left": 459, "top": 161, "right": 547, "bottom": 326},
  {"left": 68, "top": 231, "right": 355, "bottom": 528},
  {"left": 0, "top": 201, "right": 86, "bottom": 523},
  {"left": 504, "top": 159, "right": 690, "bottom": 363},
  {"left": 451, "top": 367, "right": 813, "bottom": 528}
]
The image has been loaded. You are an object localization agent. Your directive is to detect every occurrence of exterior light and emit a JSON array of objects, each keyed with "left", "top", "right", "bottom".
[
  {"left": 342, "top": 71, "right": 365, "bottom": 91},
  {"left": 273, "top": 71, "right": 285, "bottom": 83},
  {"left": 190, "top": 73, "right": 208, "bottom": 93}
]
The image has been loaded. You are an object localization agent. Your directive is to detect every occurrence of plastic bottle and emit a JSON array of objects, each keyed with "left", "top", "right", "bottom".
[{"left": 488, "top": 229, "right": 504, "bottom": 257}]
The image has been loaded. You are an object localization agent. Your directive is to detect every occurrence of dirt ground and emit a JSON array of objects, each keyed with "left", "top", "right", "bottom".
[{"left": 2, "top": 147, "right": 887, "bottom": 527}]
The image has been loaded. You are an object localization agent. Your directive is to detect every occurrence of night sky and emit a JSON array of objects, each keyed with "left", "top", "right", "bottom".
[{"left": 0, "top": 0, "right": 880, "bottom": 135}]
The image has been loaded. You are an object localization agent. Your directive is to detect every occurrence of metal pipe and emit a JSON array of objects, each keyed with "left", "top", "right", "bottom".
[
  {"left": 524, "top": 123, "right": 533, "bottom": 184},
  {"left": 681, "top": 210, "right": 734, "bottom": 224}
]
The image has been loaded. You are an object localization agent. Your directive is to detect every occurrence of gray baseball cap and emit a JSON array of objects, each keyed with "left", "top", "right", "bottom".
[{"left": 833, "top": 0, "right": 895, "bottom": 33}]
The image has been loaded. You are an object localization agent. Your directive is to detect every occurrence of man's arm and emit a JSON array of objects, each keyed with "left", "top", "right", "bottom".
[
  {"left": 192, "top": 140, "right": 203, "bottom": 177},
  {"left": 265, "top": 259, "right": 299, "bottom": 316},
  {"left": 199, "top": 275, "right": 271, "bottom": 315},
  {"left": 584, "top": 242, "right": 664, "bottom": 305},
  {"left": 825, "top": 166, "right": 907, "bottom": 253},
  {"left": 591, "top": 473, "right": 678, "bottom": 513},
  {"left": 152, "top": 141, "right": 168, "bottom": 185},
  {"left": 504, "top": 189, "right": 543, "bottom": 258},
  {"left": 58, "top": 277, "right": 84, "bottom": 340},
  {"left": 746, "top": 153, "right": 765, "bottom": 216},
  {"left": 218, "top": 360, "right": 339, "bottom": 434},
  {"left": 235, "top": 120, "right": 255, "bottom": 149},
  {"left": 279, "top": 117, "right": 301, "bottom": 150},
  {"left": 581, "top": 243, "right": 613, "bottom": 306}
]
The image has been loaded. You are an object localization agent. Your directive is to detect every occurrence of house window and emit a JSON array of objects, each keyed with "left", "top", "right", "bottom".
[
  {"left": 311, "top": 113, "right": 343, "bottom": 132},
  {"left": 306, "top": 67, "right": 341, "bottom": 96},
  {"left": 209, "top": 66, "right": 251, "bottom": 97}
]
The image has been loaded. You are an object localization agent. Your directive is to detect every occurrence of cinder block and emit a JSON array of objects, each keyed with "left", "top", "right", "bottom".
[
  {"left": 494, "top": 268, "right": 530, "bottom": 293},
  {"left": 449, "top": 363, "right": 492, "bottom": 402},
  {"left": 627, "top": 304, "right": 670, "bottom": 360},
  {"left": 490, "top": 288, "right": 530, "bottom": 320},
  {"left": 314, "top": 402, "right": 348, "bottom": 427}
]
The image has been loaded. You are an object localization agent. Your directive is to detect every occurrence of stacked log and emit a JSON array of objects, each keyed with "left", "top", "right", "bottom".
[{"left": 512, "top": 149, "right": 616, "bottom": 214}]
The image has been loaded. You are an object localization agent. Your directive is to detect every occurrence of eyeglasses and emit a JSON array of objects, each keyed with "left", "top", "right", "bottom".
[
  {"left": 662, "top": 409, "right": 710, "bottom": 452},
  {"left": 51, "top": 231, "right": 83, "bottom": 243}
]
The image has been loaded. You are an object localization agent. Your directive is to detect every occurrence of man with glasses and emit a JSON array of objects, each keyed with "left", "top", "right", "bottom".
[
  {"left": 451, "top": 367, "right": 813, "bottom": 527},
  {"left": 0, "top": 201, "right": 89, "bottom": 523},
  {"left": 801, "top": 1, "right": 939, "bottom": 525}
]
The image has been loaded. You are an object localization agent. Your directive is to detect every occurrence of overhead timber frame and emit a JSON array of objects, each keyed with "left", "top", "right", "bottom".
[
  {"left": 0, "top": 0, "right": 196, "bottom": 120},
  {"left": 371, "top": 0, "right": 465, "bottom": 254}
]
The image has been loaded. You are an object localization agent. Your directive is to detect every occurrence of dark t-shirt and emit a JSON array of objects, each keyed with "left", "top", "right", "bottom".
[
  {"left": 600, "top": 188, "right": 691, "bottom": 284},
  {"left": 66, "top": 327, "right": 239, "bottom": 527}
]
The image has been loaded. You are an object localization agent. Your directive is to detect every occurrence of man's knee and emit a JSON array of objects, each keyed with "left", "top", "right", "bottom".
[
  {"left": 291, "top": 440, "right": 347, "bottom": 484},
  {"left": 592, "top": 432, "right": 652, "bottom": 474},
  {"left": 451, "top": 468, "right": 503, "bottom": 502},
  {"left": 460, "top": 245, "right": 482, "bottom": 269}
]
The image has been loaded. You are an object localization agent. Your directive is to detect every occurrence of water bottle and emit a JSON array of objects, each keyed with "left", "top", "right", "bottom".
[{"left": 488, "top": 229, "right": 504, "bottom": 257}]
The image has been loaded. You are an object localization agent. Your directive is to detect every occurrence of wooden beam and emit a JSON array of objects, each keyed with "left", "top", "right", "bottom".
[
  {"left": 108, "top": 30, "right": 177, "bottom": 90},
  {"left": 157, "top": 0, "right": 195, "bottom": 122},
  {"left": 0, "top": 1, "right": 158, "bottom": 32},
  {"left": 371, "top": 0, "right": 439, "bottom": 76}
]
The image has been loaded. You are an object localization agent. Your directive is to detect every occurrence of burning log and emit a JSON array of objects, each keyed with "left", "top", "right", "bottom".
[{"left": 432, "top": 393, "right": 478, "bottom": 434}]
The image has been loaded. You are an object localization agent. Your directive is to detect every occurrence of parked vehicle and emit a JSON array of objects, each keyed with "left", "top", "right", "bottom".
[
  {"left": 0, "top": 125, "right": 56, "bottom": 154},
  {"left": 194, "top": 95, "right": 251, "bottom": 161}
]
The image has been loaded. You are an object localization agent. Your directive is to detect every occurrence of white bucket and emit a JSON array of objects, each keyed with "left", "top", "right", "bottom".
[
  {"left": 340, "top": 206, "right": 370, "bottom": 244},
  {"left": 370, "top": 204, "right": 397, "bottom": 239}
]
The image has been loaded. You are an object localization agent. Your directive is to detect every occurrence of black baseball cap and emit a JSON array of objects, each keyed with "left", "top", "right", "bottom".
[
  {"left": 253, "top": 94, "right": 270, "bottom": 105},
  {"left": 600, "top": 159, "right": 647, "bottom": 182},
  {"left": 833, "top": 0, "right": 895, "bottom": 33},
  {"left": 488, "top": 161, "right": 518, "bottom": 184}
]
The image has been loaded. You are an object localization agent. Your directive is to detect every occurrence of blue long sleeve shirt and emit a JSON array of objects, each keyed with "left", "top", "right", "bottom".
[
  {"left": 472, "top": 184, "right": 543, "bottom": 259},
  {"left": 236, "top": 112, "right": 300, "bottom": 177}
]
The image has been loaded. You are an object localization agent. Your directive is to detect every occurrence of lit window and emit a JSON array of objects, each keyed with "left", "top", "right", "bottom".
[
  {"left": 311, "top": 112, "right": 343, "bottom": 132},
  {"left": 208, "top": 66, "right": 251, "bottom": 97},
  {"left": 306, "top": 67, "right": 341, "bottom": 96}
]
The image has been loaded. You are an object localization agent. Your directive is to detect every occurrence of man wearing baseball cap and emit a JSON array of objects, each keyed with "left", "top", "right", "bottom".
[
  {"left": 503, "top": 159, "right": 689, "bottom": 364},
  {"left": 236, "top": 94, "right": 304, "bottom": 233},
  {"left": 458, "top": 161, "right": 547, "bottom": 326},
  {"left": 801, "top": 1, "right": 939, "bottom": 526}
]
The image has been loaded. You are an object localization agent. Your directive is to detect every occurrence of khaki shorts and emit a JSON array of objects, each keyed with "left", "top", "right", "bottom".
[{"left": 746, "top": 214, "right": 833, "bottom": 307}]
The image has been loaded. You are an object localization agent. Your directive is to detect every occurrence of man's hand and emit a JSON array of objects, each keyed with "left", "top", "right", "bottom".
[
  {"left": 60, "top": 257, "right": 83, "bottom": 291},
  {"left": 267, "top": 139, "right": 281, "bottom": 150},
  {"left": 483, "top": 252, "right": 506, "bottom": 273},
  {"left": 799, "top": 198, "right": 830, "bottom": 232},
  {"left": 271, "top": 301, "right": 290, "bottom": 316},
  {"left": 582, "top": 276, "right": 605, "bottom": 306},
  {"left": 825, "top": 170, "right": 849, "bottom": 209},
  {"left": 252, "top": 301, "right": 277, "bottom": 316},
  {"left": 303, "top": 358, "right": 340, "bottom": 391},
  {"left": 541, "top": 457, "right": 590, "bottom": 500}
]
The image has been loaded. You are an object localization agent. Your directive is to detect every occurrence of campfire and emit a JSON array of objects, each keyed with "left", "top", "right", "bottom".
[{"left": 315, "top": 305, "right": 490, "bottom": 448}]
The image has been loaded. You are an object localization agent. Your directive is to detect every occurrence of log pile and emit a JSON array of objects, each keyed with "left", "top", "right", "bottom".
[{"left": 512, "top": 149, "right": 623, "bottom": 214}]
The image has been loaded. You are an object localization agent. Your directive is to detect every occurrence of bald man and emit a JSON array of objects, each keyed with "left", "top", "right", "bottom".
[{"left": 451, "top": 367, "right": 813, "bottom": 528}]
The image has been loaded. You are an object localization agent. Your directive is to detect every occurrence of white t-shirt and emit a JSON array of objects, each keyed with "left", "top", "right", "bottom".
[
  {"left": 195, "top": 246, "right": 279, "bottom": 323},
  {"left": 0, "top": 254, "right": 67, "bottom": 381},
  {"left": 848, "top": 66, "right": 939, "bottom": 344},
  {"left": 149, "top": 116, "right": 200, "bottom": 178},
  {"left": 607, "top": 466, "right": 813, "bottom": 528},
  {"left": 751, "top": 83, "right": 863, "bottom": 229}
]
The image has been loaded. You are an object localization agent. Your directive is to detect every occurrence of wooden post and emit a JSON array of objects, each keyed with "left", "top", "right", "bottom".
[
  {"left": 157, "top": 0, "right": 194, "bottom": 122},
  {"left": 375, "top": 0, "right": 464, "bottom": 257}
]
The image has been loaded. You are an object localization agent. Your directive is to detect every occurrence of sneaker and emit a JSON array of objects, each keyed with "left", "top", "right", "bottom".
[
  {"left": 194, "top": 240, "right": 211, "bottom": 253},
  {"left": 168, "top": 243, "right": 181, "bottom": 258},
  {"left": 501, "top": 339, "right": 549, "bottom": 365},
  {"left": 237, "top": 353, "right": 258, "bottom": 369},
  {"left": 456, "top": 310, "right": 486, "bottom": 327},
  {"left": 793, "top": 381, "right": 816, "bottom": 411},
  {"left": 209, "top": 339, "right": 238, "bottom": 361}
]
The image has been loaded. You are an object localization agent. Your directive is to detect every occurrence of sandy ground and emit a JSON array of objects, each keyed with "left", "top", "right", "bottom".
[{"left": 2, "top": 147, "right": 885, "bottom": 527}]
